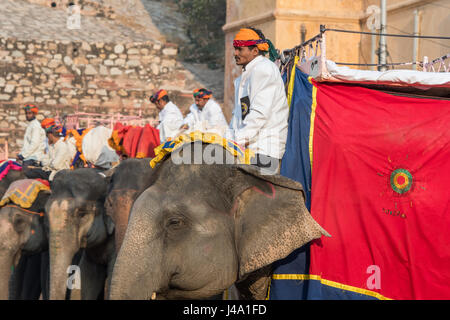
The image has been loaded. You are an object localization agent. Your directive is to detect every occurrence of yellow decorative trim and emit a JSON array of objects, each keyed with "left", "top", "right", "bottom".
[
  {"left": 308, "top": 77, "right": 317, "bottom": 170},
  {"left": 149, "top": 131, "right": 255, "bottom": 168},
  {"left": 0, "top": 181, "right": 50, "bottom": 209},
  {"left": 271, "top": 274, "right": 392, "bottom": 300},
  {"left": 287, "top": 56, "right": 300, "bottom": 109},
  {"left": 135, "top": 152, "right": 146, "bottom": 159},
  {"left": 265, "top": 277, "right": 272, "bottom": 300}
]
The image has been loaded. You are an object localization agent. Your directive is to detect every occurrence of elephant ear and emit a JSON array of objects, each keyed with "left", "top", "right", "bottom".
[{"left": 230, "top": 165, "right": 330, "bottom": 279}]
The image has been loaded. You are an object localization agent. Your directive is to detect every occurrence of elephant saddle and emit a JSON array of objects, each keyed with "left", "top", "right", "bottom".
[
  {"left": 0, "top": 160, "right": 22, "bottom": 182},
  {"left": 0, "top": 178, "right": 50, "bottom": 209}
]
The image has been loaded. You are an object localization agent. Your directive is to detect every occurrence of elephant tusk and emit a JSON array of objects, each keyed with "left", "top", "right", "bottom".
[{"left": 151, "top": 292, "right": 156, "bottom": 300}]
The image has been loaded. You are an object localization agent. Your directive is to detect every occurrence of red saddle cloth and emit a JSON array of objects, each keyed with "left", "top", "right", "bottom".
[{"left": 109, "top": 122, "right": 160, "bottom": 158}]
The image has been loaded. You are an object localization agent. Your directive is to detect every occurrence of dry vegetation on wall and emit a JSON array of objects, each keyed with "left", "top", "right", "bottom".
[{"left": 169, "top": 0, "right": 226, "bottom": 69}]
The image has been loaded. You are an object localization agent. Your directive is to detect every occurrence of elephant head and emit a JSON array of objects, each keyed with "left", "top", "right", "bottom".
[
  {"left": 45, "top": 169, "right": 114, "bottom": 300},
  {"left": 0, "top": 189, "right": 49, "bottom": 299},
  {"left": 0, "top": 169, "right": 26, "bottom": 199},
  {"left": 110, "top": 142, "right": 329, "bottom": 299},
  {"left": 105, "top": 158, "right": 153, "bottom": 252}
]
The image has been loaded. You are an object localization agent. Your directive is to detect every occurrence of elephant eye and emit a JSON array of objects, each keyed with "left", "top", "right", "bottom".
[
  {"left": 167, "top": 217, "right": 183, "bottom": 229},
  {"left": 77, "top": 208, "right": 88, "bottom": 217}
]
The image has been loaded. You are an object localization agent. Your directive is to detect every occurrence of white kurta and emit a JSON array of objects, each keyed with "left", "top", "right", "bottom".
[
  {"left": 228, "top": 55, "right": 289, "bottom": 159},
  {"left": 183, "top": 99, "right": 228, "bottom": 135},
  {"left": 20, "top": 118, "right": 47, "bottom": 162},
  {"left": 157, "top": 101, "right": 184, "bottom": 142},
  {"left": 82, "top": 126, "right": 119, "bottom": 168},
  {"left": 41, "top": 137, "right": 76, "bottom": 180}
]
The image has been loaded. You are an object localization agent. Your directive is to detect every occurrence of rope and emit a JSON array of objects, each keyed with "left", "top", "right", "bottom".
[
  {"left": 334, "top": 61, "right": 417, "bottom": 67},
  {"left": 323, "top": 27, "right": 450, "bottom": 40},
  {"left": 3, "top": 204, "right": 44, "bottom": 217}
]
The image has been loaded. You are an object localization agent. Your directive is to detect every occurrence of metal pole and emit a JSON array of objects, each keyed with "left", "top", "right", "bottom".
[
  {"left": 412, "top": 9, "right": 420, "bottom": 70},
  {"left": 371, "top": 27, "right": 376, "bottom": 70},
  {"left": 379, "top": 0, "right": 387, "bottom": 71}
]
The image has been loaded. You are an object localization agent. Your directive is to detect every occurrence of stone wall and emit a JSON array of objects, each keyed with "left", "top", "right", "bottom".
[{"left": 0, "top": 37, "right": 202, "bottom": 155}]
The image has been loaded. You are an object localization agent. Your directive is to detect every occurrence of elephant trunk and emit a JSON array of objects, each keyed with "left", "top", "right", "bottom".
[
  {"left": 109, "top": 216, "right": 167, "bottom": 300},
  {"left": 48, "top": 229, "right": 79, "bottom": 300},
  {"left": 107, "top": 190, "right": 137, "bottom": 252},
  {"left": 0, "top": 254, "right": 14, "bottom": 300},
  {"left": 47, "top": 200, "right": 80, "bottom": 300}
]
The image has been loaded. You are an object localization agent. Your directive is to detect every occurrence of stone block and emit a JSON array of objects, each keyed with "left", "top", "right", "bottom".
[
  {"left": 127, "top": 60, "right": 140, "bottom": 67},
  {"left": 11, "top": 51, "right": 24, "bottom": 58},
  {"left": 162, "top": 48, "right": 177, "bottom": 56},
  {"left": 110, "top": 68, "right": 122, "bottom": 76},
  {"left": 115, "top": 58, "right": 126, "bottom": 66},
  {"left": 4, "top": 84, "right": 15, "bottom": 93},
  {"left": 85, "top": 65, "right": 98, "bottom": 75},
  {"left": 99, "top": 65, "right": 109, "bottom": 75},
  {"left": 114, "top": 44, "right": 125, "bottom": 54},
  {"left": 48, "top": 60, "right": 60, "bottom": 68},
  {"left": 64, "top": 56, "right": 73, "bottom": 65}
]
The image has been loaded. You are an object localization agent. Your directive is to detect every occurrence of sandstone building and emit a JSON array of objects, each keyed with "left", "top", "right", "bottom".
[{"left": 223, "top": 0, "right": 449, "bottom": 113}]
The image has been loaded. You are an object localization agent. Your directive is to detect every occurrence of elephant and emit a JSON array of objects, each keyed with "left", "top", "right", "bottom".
[
  {"left": 105, "top": 158, "right": 153, "bottom": 252},
  {"left": 109, "top": 142, "right": 329, "bottom": 300},
  {"left": 0, "top": 188, "right": 50, "bottom": 300},
  {"left": 45, "top": 168, "right": 115, "bottom": 300}
]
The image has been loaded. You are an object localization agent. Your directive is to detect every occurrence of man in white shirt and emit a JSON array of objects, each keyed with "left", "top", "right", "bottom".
[
  {"left": 227, "top": 27, "right": 288, "bottom": 174},
  {"left": 25, "top": 118, "right": 76, "bottom": 181},
  {"left": 150, "top": 89, "right": 184, "bottom": 143},
  {"left": 17, "top": 104, "right": 46, "bottom": 167},
  {"left": 181, "top": 88, "right": 228, "bottom": 135}
]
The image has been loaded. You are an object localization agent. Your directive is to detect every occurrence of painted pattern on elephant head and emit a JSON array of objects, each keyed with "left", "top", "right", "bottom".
[{"left": 110, "top": 142, "right": 329, "bottom": 300}]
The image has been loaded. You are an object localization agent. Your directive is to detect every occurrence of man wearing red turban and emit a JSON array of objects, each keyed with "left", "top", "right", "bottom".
[
  {"left": 181, "top": 88, "right": 228, "bottom": 135},
  {"left": 227, "top": 27, "right": 288, "bottom": 174},
  {"left": 17, "top": 104, "right": 47, "bottom": 168}
]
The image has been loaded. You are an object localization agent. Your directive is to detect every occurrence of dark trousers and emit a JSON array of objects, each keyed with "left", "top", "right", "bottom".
[{"left": 22, "top": 160, "right": 50, "bottom": 180}]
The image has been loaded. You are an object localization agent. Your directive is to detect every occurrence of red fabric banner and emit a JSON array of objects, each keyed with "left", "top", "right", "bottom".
[{"left": 310, "top": 82, "right": 450, "bottom": 299}]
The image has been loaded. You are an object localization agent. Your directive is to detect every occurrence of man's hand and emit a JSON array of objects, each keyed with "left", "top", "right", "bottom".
[{"left": 180, "top": 124, "right": 189, "bottom": 130}]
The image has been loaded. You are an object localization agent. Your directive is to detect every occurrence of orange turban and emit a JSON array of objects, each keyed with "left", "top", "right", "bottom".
[
  {"left": 41, "top": 118, "right": 62, "bottom": 134},
  {"left": 24, "top": 104, "right": 38, "bottom": 114},
  {"left": 193, "top": 88, "right": 212, "bottom": 99},
  {"left": 150, "top": 89, "right": 168, "bottom": 103},
  {"left": 41, "top": 118, "right": 55, "bottom": 130},
  {"left": 233, "top": 28, "right": 269, "bottom": 52}
]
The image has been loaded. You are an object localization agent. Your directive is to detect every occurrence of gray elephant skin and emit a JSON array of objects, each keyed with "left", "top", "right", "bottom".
[
  {"left": 105, "top": 158, "right": 153, "bottom": 252},
  {"left": 0, "top": 188, "right": 50, "bottom": 300},
  {"left": 45, "top": 168, "right": 115, "bottom": 300},
  {"left": 109, "top": 142, "right": 329, "bottom": 300}
]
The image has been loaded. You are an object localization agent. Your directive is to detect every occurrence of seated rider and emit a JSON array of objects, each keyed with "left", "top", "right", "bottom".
[
  {"left": 181, "top": 88, "right": 228, "bottom": 135},
  {"left": 17, "top": 104, "right": 46, "bottom": 168},
  {"left": 24, "top": 118, "right": 75, "bottom": 181}
]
